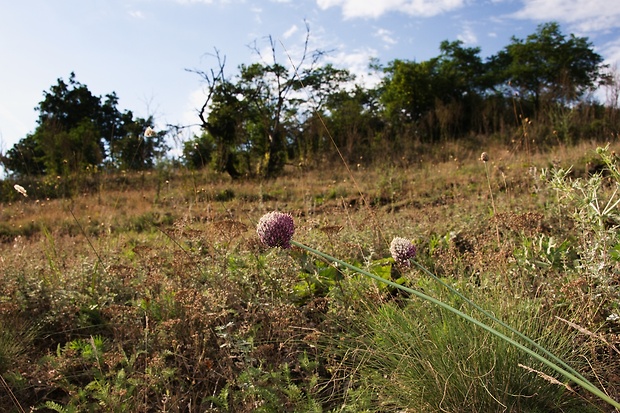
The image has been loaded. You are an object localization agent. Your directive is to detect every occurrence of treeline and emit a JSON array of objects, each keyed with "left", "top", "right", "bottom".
[
  {"left": 2, "top": 22, "right": 619, "bottom": 180},
  {"left": 1, "top": 72, "right": 167, "bottom": 177}
]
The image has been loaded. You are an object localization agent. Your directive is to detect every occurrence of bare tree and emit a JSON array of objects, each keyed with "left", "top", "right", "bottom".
[{"left": 186, "top": 22, "right": 336, "bottom": 178}]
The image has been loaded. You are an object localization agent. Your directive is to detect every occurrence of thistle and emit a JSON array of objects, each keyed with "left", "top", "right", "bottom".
[
  {"left": 257, "top": 211, "right": 295, "bottom": 248},
  {"left": 390, "top": 237, "right": 416, "bottom": 267},
  {"left": 254, "top": 211, "right": 620, "bottom": 410}
]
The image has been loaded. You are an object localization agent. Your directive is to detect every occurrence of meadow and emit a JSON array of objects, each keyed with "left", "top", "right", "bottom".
[{"left": 1, "top": 138, "right": 619, "bottom": 412}]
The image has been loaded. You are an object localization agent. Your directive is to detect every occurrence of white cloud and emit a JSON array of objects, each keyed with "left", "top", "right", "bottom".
[
  {"left": 325, "top": 48, "right": 383, "bottom": 88},
  {"left": 603, "top": 38, "right": 620, "bottom": 65},
  {"left": 283, "top": 24, "right": 299, "bottom": 40},
  {"left": 511, "top": 0, "right": 620, "bottom": 32},
  {"left": 175, "top": 0, "right": 214, "bottom": 4},
  {"left": 175, "top": 87, "right": 208, "bottom": 144},
  {"left": 128, "top": 10, "right": 146, "bottom": 19},
  {"left": 251, "top": 6, "right": 263, "bottom": 23},
  {"left": 457, "top": 25, "right": 477, "bottom": 44},
  {"left": 276, "top": 21, "right": 382, "bottom": 87},
  {"left": 374, "top": 28, "right": 397, "bottom": 47},
  {"left": 316, "top": 0, "right": 465, "bottom": 19}
]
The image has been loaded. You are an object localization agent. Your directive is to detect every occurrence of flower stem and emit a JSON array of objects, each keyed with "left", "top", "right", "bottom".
[
  {"left": 410, "top": 259, "right": 595, "bottom": 389},
  {"left": 484, "top": 161, "right": 501, "bottom": 244}
]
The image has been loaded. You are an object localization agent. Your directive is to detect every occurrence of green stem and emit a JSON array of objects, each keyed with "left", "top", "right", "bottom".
[
  {"left": 410, "top": 260, "right": 595, "bottom": 389},
  {"left": 291, "top": 240, "right": 620, "bottom": 410}
]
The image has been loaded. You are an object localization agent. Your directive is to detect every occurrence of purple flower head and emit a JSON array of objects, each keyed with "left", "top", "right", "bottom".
[
  {"left": 390, "top": 237, "right": 416, "bottom": 267},
  {"left": 257, "top": 211, "right": 295, "bottom": 249}
]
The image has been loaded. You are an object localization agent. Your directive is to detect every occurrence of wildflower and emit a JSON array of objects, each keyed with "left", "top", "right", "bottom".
[
  {"left": 390, "top": 237, "right": 416, "bottom": 267},
  {"left": 144, "top": 126, "right": 156, "bottom": 137},
  {"left": 257, "top": 211, "right": 295, "bottom": 248},
  {"left": 13, "top": 184, "right": 28, "bottom": 197},
  {"left": 480, "top": 152, "right": 489, "bottom": 162}
]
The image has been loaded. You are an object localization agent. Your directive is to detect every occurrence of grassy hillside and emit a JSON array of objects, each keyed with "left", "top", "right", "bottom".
[{"left": 1, "top": 140, "right": 619, "bottom": 412}]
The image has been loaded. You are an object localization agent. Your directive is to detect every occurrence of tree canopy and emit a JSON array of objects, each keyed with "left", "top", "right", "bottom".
[
  {"left": 2, "top": 22, "right": 614, "bottom": 180},
  {"left": 2, "top": 73, "right": 167, "bottom": 176},
  {"left": 491, "top": 22, "right": 608, "bottom": 108},
  {"left": 187, "top": 22, "right": 616, "bottom": 175}
]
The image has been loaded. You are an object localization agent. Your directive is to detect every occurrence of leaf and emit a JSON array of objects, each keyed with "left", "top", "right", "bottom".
[{"left": 610, "top": 243, "right": 620, "bottom": 261}]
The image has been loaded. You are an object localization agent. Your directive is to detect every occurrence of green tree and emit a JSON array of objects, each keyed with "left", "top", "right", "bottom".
[
  {"left": 37, "top": 119, "right": 103, "bottom": 174},
  {"left": 317, "top": 85, "right": 383, "bottom": 161},
  {"left": 237, "top": 60, "right": 292, "bottom": 177},
  {"left": 380, "top": 58, "right": 438, "bottom": 124},
  {"left": 294, "top": 64, "right": 354, "bottom": 112},
  {"left": 191, "top": 28, "right": 348, "bottom": 178},
  {"left": 435, "top": 40, "right": 487, "bottom": 99},
  {"left": 113, "top": 115, "right": 168, "bottom": 171},
  {"left": 292, "top": 64, "right": 357, "bottom": 162},
  {"left": 2, "top": 73, "right": 166, "bottom": 176},
  {"left": 434, "top": 40, "right": 489, "bottom": 137},
  {"left": 1, "top": 133, "right": 46, "bottom": 176},
  {"left": 197, "top": 77, "right": 247, "bottom": 179},
  {"left": 182, "top": 132, "right": 215, "bottom": 170},
  {"left": 491, "top": 22, "right": 607, "bottom": 109},
  {"left": 379, "top": 41, "right": 487, "bottom": 137}
]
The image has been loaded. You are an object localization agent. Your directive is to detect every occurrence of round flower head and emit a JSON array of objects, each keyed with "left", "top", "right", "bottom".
[
  {"left": 390, "top": 237, "right": 416, "bottom": 267},
  {"left": 480, "top": 152, "right": 489, "bottom": 162},
  {"left": 257, "top": 211, "right": 295, "bottom": 249}
]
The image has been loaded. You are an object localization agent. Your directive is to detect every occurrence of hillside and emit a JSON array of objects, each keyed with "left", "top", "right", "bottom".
[{"left": 1, "top": 140, "right": 619, "bottom": 412}]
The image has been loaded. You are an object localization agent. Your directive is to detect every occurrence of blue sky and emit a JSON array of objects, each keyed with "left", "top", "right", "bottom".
[{"left": 1, "top": 0, "right": 620, "bottom": 155}]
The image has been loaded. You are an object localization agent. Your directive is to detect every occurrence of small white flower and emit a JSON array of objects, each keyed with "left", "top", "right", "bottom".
[
  {"left": 144, "top": 127, "right": 156, "bottom": 137},
  {"left": 606, "top": 313, "right": 619, "bottom": 322},
  {"left": 14, "top": 184, "right": 28, "bottom": 197}
]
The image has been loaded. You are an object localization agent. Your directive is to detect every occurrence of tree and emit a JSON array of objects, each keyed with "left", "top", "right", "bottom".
[
  {"left": 113, "top": 115, "right": 168, "bottom": 171},
  {"left": 237, "top": 59, "right": 292, "bottom": 177},
  {"left": 316, "top": 85, "right": 383, "bottom": 161},
  {"left": 1, "top": 134, "right": 46, "bottom": 176},
  {"left": 491, "top": 22, "right": 607, "bottom": 109},
  {"left": 2, "top": 73, "right": 166, "bottom": 176},
  {"left": 380, "top": 58, "right": 438, "bottom": 124},
  {"left": 182, "top": 132, "right": 215, "bottom": 170},
  {"left": 36, "top": 118, "right": 103, "bottom": 174},
  {"left": 189, "top": 24, "right": 346, "bottom": 178},
  {"left": 435, "top": 40, "right": 487, "bottom": 98},
  {"left": 197, "top": 73, "right": 247, "bottom": 179},
  {"left": 380, "top": 41, "right": 486, "bottom": 127}
]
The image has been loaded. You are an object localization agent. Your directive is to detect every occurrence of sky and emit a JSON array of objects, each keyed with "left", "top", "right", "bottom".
[{"left": 1, "top": 0, "right": 620, "bottom": 156}]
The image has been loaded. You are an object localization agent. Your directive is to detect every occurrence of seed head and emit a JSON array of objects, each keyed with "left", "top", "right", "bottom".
[
  {"left": 14, "top": 184, "right": 28, "bottom": 197},
  {"left": 480, "top": 152, "right": 489, "bottom": 162},
  {"left": 144, "top": 127, "right": 156, "bottom": 137},
  {"left": 390, "top": 237, "right": 416, "bottom": 267},
  {"left": 257, "top": 211, "right": 295, "bottom": 249}
]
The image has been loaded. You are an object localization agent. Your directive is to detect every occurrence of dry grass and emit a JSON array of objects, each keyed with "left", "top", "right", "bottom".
[{"left": 1, "top": 139, "right": 619, "bottom": 411}]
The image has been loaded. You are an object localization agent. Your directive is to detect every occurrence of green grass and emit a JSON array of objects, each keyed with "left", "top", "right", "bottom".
[{"left": 332, "top": 282, "right": 599, "bottom": 413}]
